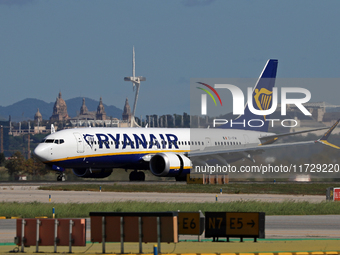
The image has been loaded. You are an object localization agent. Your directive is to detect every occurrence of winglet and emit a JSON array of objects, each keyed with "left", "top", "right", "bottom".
[
  {"left": 51, "top": 124, "right": 55, "bottom": 134},
  {"left": 317, "top": 119, "right": 340, "bottom": 149}
]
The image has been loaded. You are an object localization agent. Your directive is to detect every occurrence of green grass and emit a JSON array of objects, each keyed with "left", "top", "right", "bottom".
[
  {"left": 1, "top": 200, "right": 340, "bottom": 218},
  {"left": 39, "top": 183, "right": 336, "bottom": 195}
]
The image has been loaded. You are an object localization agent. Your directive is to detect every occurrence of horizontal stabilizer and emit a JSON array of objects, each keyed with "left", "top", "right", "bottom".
[{"left": 317, "top": 119, "right": 340, "bottom": 149}]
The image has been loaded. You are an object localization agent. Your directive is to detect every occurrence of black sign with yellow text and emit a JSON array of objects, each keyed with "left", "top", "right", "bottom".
[{"left": 205, "top": 212, "right": 265, "bottom": 238}]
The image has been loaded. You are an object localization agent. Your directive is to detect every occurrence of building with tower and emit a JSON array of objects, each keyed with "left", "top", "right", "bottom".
[
  {"left": 96, "top": 97, "right": 107, "bottom": 120},
  {"left": 34, "top": 108, "right": 42, "bottom": 123},
  {"left": 50, "top": 92, "right": 70, "bottom": 123},
  {"left": 69, "top": 97, "right": 112, "bottom": 127},
  {"left": 122, "top": 98, "right": 132, "bottom": 122}
]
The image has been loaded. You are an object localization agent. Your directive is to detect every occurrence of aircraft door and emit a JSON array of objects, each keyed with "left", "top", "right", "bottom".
[{"left": 73, "top": 132, "right": 85, "bottom": 153}]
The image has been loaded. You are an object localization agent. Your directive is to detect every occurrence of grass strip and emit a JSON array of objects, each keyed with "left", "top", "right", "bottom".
[
  {"left": 1, "top": 200, "right": 340, "bottom": 218},
  {"left": 39, "top": 183, "right": 336, "bottom": 195}
]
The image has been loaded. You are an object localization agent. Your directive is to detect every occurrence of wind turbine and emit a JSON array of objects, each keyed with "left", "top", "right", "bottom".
[{"left": 124, "top": 46, "right": 146, "bottom": 127}]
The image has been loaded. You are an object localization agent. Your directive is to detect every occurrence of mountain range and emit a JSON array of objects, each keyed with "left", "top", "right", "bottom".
[{"left": 0, "top": 97, "right": 123, "bottom": 122}]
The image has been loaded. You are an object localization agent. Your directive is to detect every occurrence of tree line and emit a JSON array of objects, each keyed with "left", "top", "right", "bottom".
[{"left": 0, "top": 151, "right": 48, "bottom": 178}]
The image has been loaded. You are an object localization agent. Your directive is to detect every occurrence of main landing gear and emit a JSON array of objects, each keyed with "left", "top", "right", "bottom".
[
  {"left": 175, "top": 175, "right": 187, "bottom": 182},
  {"left": 129, "top": 171, "right": 145, "bottom": 181},
  {"left": 57, "top": 173, "right": 66, "bottom": 182}
]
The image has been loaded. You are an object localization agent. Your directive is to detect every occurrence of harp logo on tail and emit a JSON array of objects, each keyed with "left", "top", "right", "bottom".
[{"left": 254, "top": 88, "right": 273, "bottom": 120}]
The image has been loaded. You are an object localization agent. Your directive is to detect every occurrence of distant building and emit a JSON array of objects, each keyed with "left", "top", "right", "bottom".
[
  {"left": 50, "top": 92, "right": 70, "bottom": 122},
  {"left": 76, "top": 98, "right": 96, "bottom": 120},
  {"left": 96, "top": 97, "right": 107, "bottom": 120},
  {"left": 80, "top": 98, "right": 89, "bottom": 115},
  {"left": 70, "top": 97, "right": 111, "bottom": 127},
  {"left": 34, "top": 108, "right": 42, "bottom": 123},
  {"left": 122, "top": 98, "right": 132, "bottom": 122}
]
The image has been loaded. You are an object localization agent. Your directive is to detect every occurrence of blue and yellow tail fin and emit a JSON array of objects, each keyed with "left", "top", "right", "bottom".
[{"left": 220, "top": 59, "right": 278, "bottom": 132}]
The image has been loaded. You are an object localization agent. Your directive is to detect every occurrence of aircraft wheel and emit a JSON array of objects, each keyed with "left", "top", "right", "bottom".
[
  {"left": 129, "top": 171, "right": 137, "bottom": 181},
  {"left": 129, "top": 171, "right": 145, "bottom": 181},
  {"left": 175, "top": 175, "right": 187, "bottom": 182},
  {"left": 138, "top": 171, "right": 145, "bottom": 181}
]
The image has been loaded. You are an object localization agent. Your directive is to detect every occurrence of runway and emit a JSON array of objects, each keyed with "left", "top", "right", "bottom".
[{"left": 0, "top": 185, "right": 325, "bottom": 203}]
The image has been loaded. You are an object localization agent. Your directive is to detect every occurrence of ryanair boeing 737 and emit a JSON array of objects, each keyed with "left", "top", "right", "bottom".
[{"left": 33, "top": 60, "right": 340, "bottom": 181}]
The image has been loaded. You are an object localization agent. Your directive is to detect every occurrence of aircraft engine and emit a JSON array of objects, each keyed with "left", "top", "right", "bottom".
[
  {"left": 72, "top": 168, "right": 113, "bottom": 178},
  {"left": 149, "top": 152, "right": 191, "bottom": 177}
]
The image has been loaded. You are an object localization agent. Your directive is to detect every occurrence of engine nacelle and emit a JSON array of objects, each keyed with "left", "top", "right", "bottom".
[
  {"left": 72, "top": 168, "right": 113, "bottom": 178},
  {"left": 149, "top": 152, "right": 192, "bottom": 177}
]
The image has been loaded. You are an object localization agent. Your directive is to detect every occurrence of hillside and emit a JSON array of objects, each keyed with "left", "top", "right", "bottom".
[{"left": 0, "top": 97, "right": 122, "bottom": 122}]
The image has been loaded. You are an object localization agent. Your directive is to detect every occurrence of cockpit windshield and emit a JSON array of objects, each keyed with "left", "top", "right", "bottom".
[{"left": 41, "top": 139, "right": 64, "bottom": 144}]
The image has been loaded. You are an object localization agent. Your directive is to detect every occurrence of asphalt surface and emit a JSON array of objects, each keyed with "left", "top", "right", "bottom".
[{"left": 0, "top": 185, "right": 325, "bottom": 203}]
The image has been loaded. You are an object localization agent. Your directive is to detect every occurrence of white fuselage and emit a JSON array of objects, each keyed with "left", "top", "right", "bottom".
[{"left": 34, "top": 127, "right": 271, "bottom": 171}]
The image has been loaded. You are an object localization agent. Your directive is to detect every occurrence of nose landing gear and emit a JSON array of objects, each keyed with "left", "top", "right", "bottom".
[{"left": 56, "top": 173, "right": 66, "bottom": 181}]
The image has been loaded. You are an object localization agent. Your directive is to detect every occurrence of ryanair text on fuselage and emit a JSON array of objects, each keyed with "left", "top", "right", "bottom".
[{"left": 83, "top": 133, "right": 179, "bottom": 150}]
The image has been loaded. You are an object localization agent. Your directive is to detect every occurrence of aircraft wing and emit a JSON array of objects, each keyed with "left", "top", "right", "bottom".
[
  {"left": 189, "top": 119, "right": 340, "bottom": 162},
  {"left": 258, "top": 126, "right": 329, "bottom": 145}
]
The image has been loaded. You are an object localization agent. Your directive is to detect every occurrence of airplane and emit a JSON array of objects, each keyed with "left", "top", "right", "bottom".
[{"left": 33, "top": 59, "right": 340, "bottom": 181}]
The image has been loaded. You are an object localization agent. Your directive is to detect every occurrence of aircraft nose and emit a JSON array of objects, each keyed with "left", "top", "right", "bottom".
[{"left": 33, "top": 144, "right": 49, "bottom": 162}]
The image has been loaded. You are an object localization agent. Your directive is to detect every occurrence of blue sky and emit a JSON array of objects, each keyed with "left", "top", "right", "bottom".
[{"left": 0, "top": 0, "right": 339, "bottom": 117}]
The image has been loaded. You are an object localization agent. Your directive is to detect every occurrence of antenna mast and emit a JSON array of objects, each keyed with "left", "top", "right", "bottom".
[{"left": 124, "top": 46, "right": 146, "bottom": 127}]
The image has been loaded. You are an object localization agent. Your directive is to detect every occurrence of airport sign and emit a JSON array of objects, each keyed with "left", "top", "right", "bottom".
[{"left": 205, "top": 212, "right": 265, "bottom": 239}]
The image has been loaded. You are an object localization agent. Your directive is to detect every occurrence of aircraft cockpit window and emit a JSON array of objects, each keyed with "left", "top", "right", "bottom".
[{"left": 51, "top": 139, "right": 65, "bottom": 144}]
